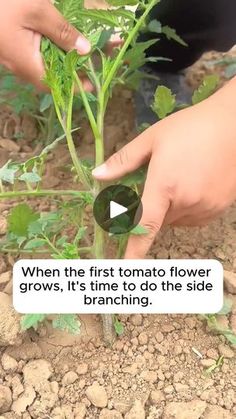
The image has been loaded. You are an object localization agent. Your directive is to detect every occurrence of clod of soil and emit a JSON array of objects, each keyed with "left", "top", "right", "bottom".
[
  {"left": 0, "top": 292, "right": 22, "bottom": 346},
  {"left": 0, "top": 384, "right": 12, "bottom": 414}
]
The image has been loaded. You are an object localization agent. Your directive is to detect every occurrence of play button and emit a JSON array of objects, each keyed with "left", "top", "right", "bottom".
[
  {"left": 110, "top": 201, "right": 127, "bottom": 219},
  {"left": 93, "top": 185, "right": 142, "bottom": 234}
]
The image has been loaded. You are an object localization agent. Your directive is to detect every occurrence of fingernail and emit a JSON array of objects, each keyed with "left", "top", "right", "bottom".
[
  {"left": 92, "top": 164, "right": 107, "bottom": 178},
  {"left": 75, "top": 37, "right": 91, "bottom": 54}
]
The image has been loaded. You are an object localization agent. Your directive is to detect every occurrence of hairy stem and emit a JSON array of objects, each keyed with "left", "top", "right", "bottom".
[{"left": 0, "top": 190, "right": 87, "bottom": 199}]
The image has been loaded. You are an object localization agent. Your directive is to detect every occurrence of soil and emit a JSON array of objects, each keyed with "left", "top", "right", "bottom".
[{"left": 0, "top": 48, "right": 236, "bottom": 418}]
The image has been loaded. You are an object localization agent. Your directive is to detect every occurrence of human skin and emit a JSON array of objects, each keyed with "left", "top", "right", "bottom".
[
  {"left": 93, "top": 77, "right": 236, "bottom": 258},
  {"left": 0, "top": 0, "right": 91, "bottom": 90}
]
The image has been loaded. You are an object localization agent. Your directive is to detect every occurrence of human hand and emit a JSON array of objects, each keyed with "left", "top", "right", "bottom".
[
  {"left": 0, "top": 0, "right": 91, "bottom": 89},
  {"left": 93, "top": 78, "right": 236, "bottom": 258}
]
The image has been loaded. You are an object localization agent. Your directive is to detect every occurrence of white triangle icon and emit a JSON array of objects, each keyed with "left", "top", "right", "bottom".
[{"left": 110, "top": 201, "right": 128, "bottom": 219}]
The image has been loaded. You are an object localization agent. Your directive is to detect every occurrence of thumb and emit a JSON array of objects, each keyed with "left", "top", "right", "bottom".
[
  {"left": 29, "top": 1, "right": 91, "bottom": 55},
  {"left": 92, "top": 125, "right": 156, "bottom": 181}
]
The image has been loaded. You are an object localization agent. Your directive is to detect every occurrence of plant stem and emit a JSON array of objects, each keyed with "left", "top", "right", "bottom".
[
  {"left": 66, "top": 84, "right": 91, "bottom": 190},
  {"left": 46, "top": 105, "right": 56, "bottom": 144},
  {"left": 102, "top": 0, "right": 159, "bottom": 96},
  {"left": 0, "top": 190, "right": 87, "bottom": 199},
  {"left": 0, "top": 246, "right": 91, "bottom": 255}
]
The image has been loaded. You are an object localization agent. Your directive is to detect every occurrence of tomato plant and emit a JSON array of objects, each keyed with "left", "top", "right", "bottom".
[{"left": 0, "top": 0, "right": 219, "bottom": 344}]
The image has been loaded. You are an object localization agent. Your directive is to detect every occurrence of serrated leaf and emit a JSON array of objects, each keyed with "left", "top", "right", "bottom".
[
  {"left": 148, "top": 19, "right": 162, "bottom": 33},
  {"left": 124, "top": 39, "right": 158, "bottom": 71},
  {"left": 52, "top": 314, "right": 81, "bottom": 335},
  {"left": 121, "top": 167, "right": 146, "bottom": 186},
  {"left": 21, "top": 314, "right": 46, "bottom": 330},
  {"left": 78, "top": 9, "right": 134, "bottom": 28},
  {"left": 24, "top": 238, "right": 46, "bottom": 250},
  {"left": 19, "top": 172, "right": 41, "bottom": 183},
  {"left": 8, "top": 204, "right": 39, "bottom": 237},
  {"left": 192, "top": 75, "right": 219, "bottom": 105},
  {"left": 162, "top": 25, "right": 187, "bottom": 46},
  {"left": 152, "top": 85, "right": 176, "bottom": 119}
]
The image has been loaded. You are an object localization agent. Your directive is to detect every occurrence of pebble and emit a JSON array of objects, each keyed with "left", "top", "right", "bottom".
[
  {"left": 155, "top": 332, "right": 164, "bottom": 343},
  {"left": 150, "top": 390, "right": 165, "bottom": 405},
  {"left": 76, "top": 363, "right": 88, "bottom": 375},
  {"left": 218, "top": 344, "right": 235, "bottom": 359},
  {"left": 74, "top": 402, "right": 87, "bottom": 419},
  {"left": 0, "top": 385, "right": 12, "bottom": 414},
  {"left": 99, "top": 408, "right": 123, "bottom": 419},
  {"left": 124, "top": 400, "right": 145, "bottom": 419},
  {"left": 224, "top": 270, "right": 236, "bottom": 294},
  {"left": 62, "top": 371, "right": 78, "bottom": 386},
  {"left": 130, "top": 314, "right": 143, "bottom": 326},
  {"left": 1, "top": 353, "right": 18, "bottom": 372},
  {"left": 140, "top": 370, "right": 157, "bottom": 383},
  {"left": 85, "top": 384, "right": 108, "bottom": 408},
  {"left": 163, "top": 400, "right": 207, "bottom": 419},
  {"left": 138, "top": 332, "right": 148, "bottom": 345}
]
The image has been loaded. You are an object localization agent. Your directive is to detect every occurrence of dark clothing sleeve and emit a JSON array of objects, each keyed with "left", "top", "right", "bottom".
[{"left": 140, "top": 0, "right": 236, "bottom": 72}]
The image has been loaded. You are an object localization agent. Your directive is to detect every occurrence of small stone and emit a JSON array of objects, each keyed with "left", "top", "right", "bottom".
[
  {"left": 164, "top": 385, "right": 174, "bottom": 394},
  {"left": 74, "top": 402, "right": 87, "bottom": 419},
  {"left": 130, "top": 314, "right": 143, "bottom": 326},
  {"left": 174, "top": 383, "right": 189, "bottom": 392},
  {"left": 11, "top": 385, "right": 35, "bottom": 415},
  {"left": 99, "top": 408, "right": 123, "bottom": 419},
  {"left": 0, "top": 292, "right": 22, "bottom": 346},
  {"left": 1, "top": 353, "right": 18, "bottom": 372},
  {"left": 140, "top": 370, "right": 157, "bottom": 383},
  {"left": 0, "top": 272, "right": 10, "bottom": 285},
  {"left": 163, "top": 400, "right": 207, "bottom": 419},
  {"left": 0, "top": 385, "right": 12, "bottom": 414},
  {"left": 200, "top": 359, "right": 216, "bottom": 368},
  {"left": 62, "top": 371, "right": 78, "bottom": 386},
  {"left": 224, "top": 270, "right": 236, "bottom": 294},
  {"left": 138, "top": 332, "right": 148, "bottom": 345},
  {"left": 0, "top": 138, "right": 20, "bottom": 152},
  {"left": 150, "top": 390, "right": 165, "bottom": 405},
  {"left": 85, "top": 384, "right": 108, "bottom": 408},
  {"left": 204, "top": 405, "right": 233, "bottom": 419},
  {"left": 218, "top": 344, "right": 235, "bottom": 359},
  {"left": 125, "top": 400, "right": 145, "bottom": 419},
  {"left": 76, "top": 363, "right": 88, "bottom": 375},
  {"left": 206, "top": 349, "right": 218, "bottom": 359},
  {"left": 156, "top": 332, "right": 164, "bottom": 343}
]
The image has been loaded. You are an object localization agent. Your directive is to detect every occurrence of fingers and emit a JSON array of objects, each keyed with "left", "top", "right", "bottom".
[
  {"left": 92, "top": 124, "right": 157, "bottom": 180},
  {"left": 27, "top": 0, "right": 91, "bottom": 55},
  {"left": 125, "top": 156, "right": 170, "bottom": 259}
]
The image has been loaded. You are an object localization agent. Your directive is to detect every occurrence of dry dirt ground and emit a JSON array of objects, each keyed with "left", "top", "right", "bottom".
[{"left": 0, "top": 49, "right": 236, "bottom": 419}]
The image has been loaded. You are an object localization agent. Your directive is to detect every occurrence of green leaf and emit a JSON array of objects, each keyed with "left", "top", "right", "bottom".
[
  {"left": 192, "top": 75, "right": 219, "bottom": 105},
  {"left": 0, "top": 161, "right": 18, "bottom": 184},
  {"left": 123, "top": 39, "right": 158, "bottom": 71},
  {"left": 21, "top": 314, "right": 46, "bottom": 330},
  {"left": 78, "top": 9, "right": 134, "bottom": 28},
  {"left": 52, "top": 314, "right": 81, "bottom": 335},
  {"left": 162, "top": 25, "right": 187, "bottom": 46},
  {"left": 121, "top": 167, "right": 146, "bottom": 187},
  {"left": 74, "top": 227, "right": 87, "bottom": 244},
  {"left": 107, "top": 0, "right": 138, "bottom": 6},
  {"left": 8, "top": 204, "right": 39, "bottom": 237},
  {"left": 24, "top": 239, "right": 46, "bottom": 250},
  {"left": 218, "top": 298, "right": 233, "bottom": 315},
  {"left": 18, "top": 172, "right": 41, "bottom": 183},
  {"left": 131, "top": 225, "right": 149, "bottom": 235},
  {"left": 148, "top": 19, "right": 162, "bottom": 33},
  {"left": 152, "top": 85, "right": 176, "bottom": 119},
  {"left": 113, "top": 316, "right": 124, "bottom": 336},
  {"left": 40, "top": 94, "right": 53, "bottom": 112},
  {"left": 225, "top": 63, "right": 236, "bottom": 79}
]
